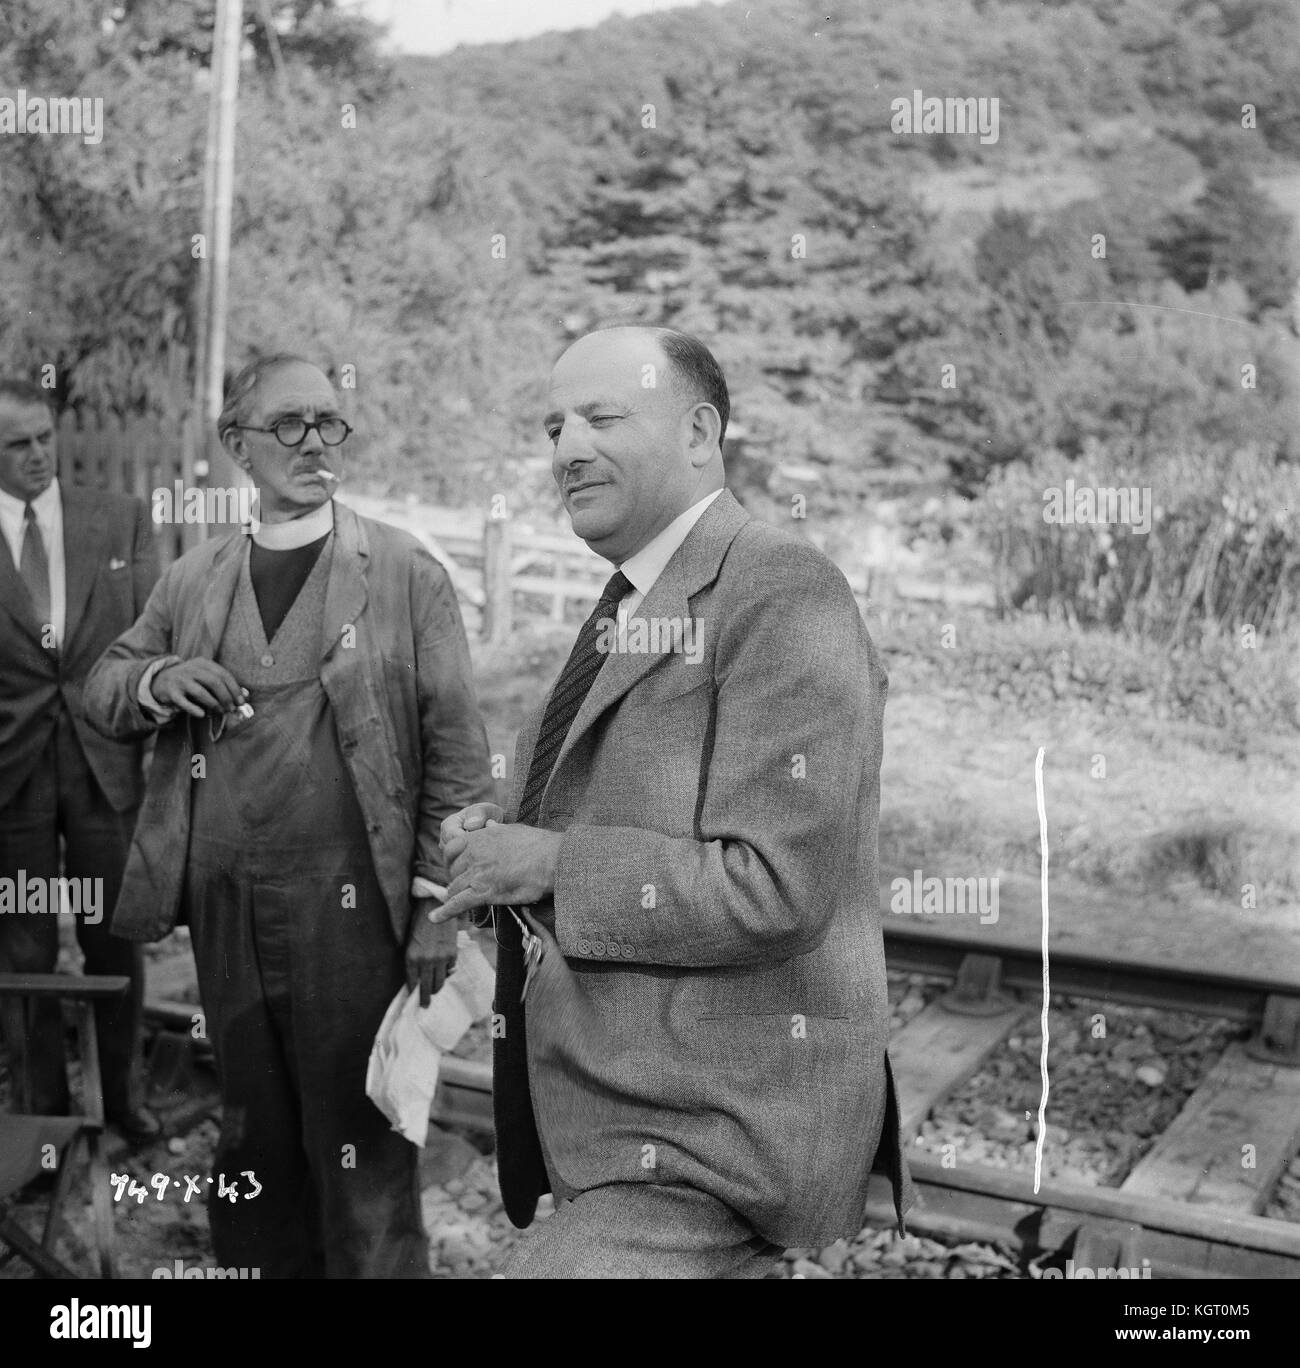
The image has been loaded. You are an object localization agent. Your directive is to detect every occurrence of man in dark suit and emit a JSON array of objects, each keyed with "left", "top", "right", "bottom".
[
  {"left": 0, "top": 378, "right": 159, "bottom": 1140},
  {"left": 434, "top": 326, "right": 912, "bottom": 1277},
  {"left": 84, "top": 355, "right": 495, "bottom": 1277}
]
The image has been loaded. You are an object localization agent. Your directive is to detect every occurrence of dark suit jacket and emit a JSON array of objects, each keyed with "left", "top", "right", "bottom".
[
  {"left": 495, "top": 490, "right": 913, "bottom": 1249},
  {"left": 0, "top": 486, "right": 157, "bottom": 813},
  {"left": 82, "top": 501, "right": 495, "bottom": 945}
]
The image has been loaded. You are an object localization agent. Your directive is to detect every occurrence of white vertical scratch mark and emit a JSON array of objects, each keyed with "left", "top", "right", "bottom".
[{"left": 1033, "top": 746, "right": 1050, "bottom": 1194}]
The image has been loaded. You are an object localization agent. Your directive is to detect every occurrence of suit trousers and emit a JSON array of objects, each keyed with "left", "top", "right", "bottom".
[
  {"left": 0, "top": 709, "right": 145, "bottom": 1118},
  {"left": 184, "top": 836, "right": 429, "bottom": 1279},
  {"left": 502, "top": 1182, "right": 784, "bottom": 1279}
]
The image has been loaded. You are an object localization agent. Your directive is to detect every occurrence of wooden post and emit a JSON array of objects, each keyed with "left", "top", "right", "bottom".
[
  {"left": 75, "top": 1000, "right": 117, "bottom": 1279},
  {"left": 190, "top": 0, "right": 244, "bottom": 538},
  {"left": 483, "top": 514, "right": 512, "bottom": 643},
  {"left": 190, "top": 27, "right": 219, "bottom": 451},
  {"left": 206, "top": 0, "right": 244, "bottom": 437}
]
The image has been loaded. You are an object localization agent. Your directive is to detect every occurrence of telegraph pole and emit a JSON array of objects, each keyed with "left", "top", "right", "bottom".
[{"left": 190, "top": 0, "right": 244, "bottom": 535}]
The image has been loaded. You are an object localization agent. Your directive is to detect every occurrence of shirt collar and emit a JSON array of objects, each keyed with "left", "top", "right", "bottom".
[
  {"left": 0, "top": 477, "right": 60, "bottom": 521},
  {"left": 247, "top": 498, "right": 334, "bottom": 549},
  {"left": 618, "top": 488, "right": 724, "bottom": 599}
]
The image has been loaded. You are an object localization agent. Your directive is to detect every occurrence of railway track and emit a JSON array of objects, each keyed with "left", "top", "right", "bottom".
[
  {"left": 143, "top": 920, "right": 1300, "bottom": 1279},
  {"left": 873, "top": 927, "right": 1300, "bottom": 1278}
]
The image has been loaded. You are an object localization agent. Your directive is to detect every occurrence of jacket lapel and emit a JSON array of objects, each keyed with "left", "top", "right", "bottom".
[
  {"left": 320, "top": 502, "right": 369, "bottom": 661},
  {"left": 536, "top": 490, "right": 750, "bottom": 817},
  {"left": 0, "top": 534, "right": 44, "bottom": 648},
  {"left": 60, "top": 488, "right": 107, "bottom": 653},
  {"left": 193, "top": 530, "right": 247, "bottom": 658}
]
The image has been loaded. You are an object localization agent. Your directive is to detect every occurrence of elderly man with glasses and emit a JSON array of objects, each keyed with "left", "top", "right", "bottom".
[{"left": 84, "top": 355, "right": 494, "bottom": 1278}]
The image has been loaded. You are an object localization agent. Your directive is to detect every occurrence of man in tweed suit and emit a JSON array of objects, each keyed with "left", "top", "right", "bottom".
[{"left": 434, "top": 326, "right": 911, "bottom": 1278}]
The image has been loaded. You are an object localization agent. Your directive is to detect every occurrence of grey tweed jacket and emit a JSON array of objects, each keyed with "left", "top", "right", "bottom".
[{"left": 496, "top": 489, "right": 913, "bottom": 1249}]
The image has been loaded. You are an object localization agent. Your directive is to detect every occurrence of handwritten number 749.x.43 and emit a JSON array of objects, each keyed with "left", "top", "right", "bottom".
[{"left": 109, "top": 1171, "right": 262, "bottom": 1203}]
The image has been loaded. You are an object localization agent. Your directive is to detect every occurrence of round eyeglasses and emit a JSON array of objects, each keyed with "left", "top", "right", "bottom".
[{"left": 233, "top": 416, "right": 352, "bottom": 447}]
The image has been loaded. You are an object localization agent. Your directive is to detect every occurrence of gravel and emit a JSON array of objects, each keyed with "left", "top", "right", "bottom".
[
  {"left": 1264, "top": 1154, "right": 1300, "bottom": 1222},
  {"left": 5, "top": 970, "right": 1294, "bottom": 1281},
  {"left": 913, "top": 995, "right": 1242, "bottom": 1188},
  {"left": 419, "top": 1149, "right": 1022, "bottom": 1279},
  {"left": 777, "top": 1230, "right": 1019, "bottom": 1280}
]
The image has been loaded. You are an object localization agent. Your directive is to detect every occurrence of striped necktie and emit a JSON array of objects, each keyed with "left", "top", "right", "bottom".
[
  {"left": 20, "top": 502, "right": 52, "bottom": 640},
  {"left": 516, "top": 569, "right": 632, "bottom": 826}
]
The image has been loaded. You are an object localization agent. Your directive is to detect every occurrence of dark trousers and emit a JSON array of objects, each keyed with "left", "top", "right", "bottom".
[
  {"left": 185, "top": 838, "right": 429, "bottom": 1279},
  {"left": 0, "top": 710, "right": 145, "bottom": 1118}
]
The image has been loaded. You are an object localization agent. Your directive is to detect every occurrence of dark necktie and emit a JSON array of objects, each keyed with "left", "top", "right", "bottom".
[
  {"left": 516, "top": 569, "right": 632, "bottom": 826},
  {"left": 20, "top": 502, "right": 52, "bottom": 638},
  {"left": 493, "top": 571, "right": 630, "bottom": 1227}
]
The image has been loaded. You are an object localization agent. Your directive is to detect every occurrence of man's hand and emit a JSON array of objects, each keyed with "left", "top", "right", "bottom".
[
  {"left": 427, "top": 822, "right": 563, "bottom": 924},
  {"left": 406, "top": 898, "right": 459, "bottom": 1007},
  {"left": 152, "top": 659, "right": 246, "bottom": 718},
  {"left": 440, "top": 803, "right": 504, "bottom": 863}
]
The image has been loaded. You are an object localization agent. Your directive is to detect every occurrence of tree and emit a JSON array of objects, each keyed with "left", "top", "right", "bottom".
[{"left": 1154, "top": 166, "right": 1296, "bottom": 317}]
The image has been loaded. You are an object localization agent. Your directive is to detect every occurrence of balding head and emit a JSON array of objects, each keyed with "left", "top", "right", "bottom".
[
  {"left": 218, "top": 353, "right": 323, "bottom": 440},
  {"left": 544, "top": 326, "right": 727, "bottom": 564}
]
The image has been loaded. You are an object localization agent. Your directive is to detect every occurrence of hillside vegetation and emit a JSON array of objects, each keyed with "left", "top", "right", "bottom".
[{"left": 2, "top": 0, "right": 1298, "bottom": 639}]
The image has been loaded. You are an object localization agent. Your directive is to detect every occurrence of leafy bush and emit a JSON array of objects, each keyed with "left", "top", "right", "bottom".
[
  {"left": 879, "top": 610, "right": 1300, "bottom": 734},
  {"left": 973, "top": 441, "right": 1300, "bottom": 646}
]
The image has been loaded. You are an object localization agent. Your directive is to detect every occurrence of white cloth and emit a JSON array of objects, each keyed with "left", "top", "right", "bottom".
[
  {"left": 617, "top": 487, "right": 723, "bottom": 619},
  {"left": 0, "top": 478, "right": 66, "bottom": 646},
  {"left": 246, "top": 497, "right": 334, "bottom": 548},
  {"left": 365, "top": 929, "right": 495, "bottom": 1146},
  {"left": 137, "top": 654, "right": 183, "bottom": 720}
]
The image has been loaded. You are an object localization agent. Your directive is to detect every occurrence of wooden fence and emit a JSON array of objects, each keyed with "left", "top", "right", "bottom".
[
  {"left": 335, "top": 491, "right": 610, "bottom": 641},
  {"left": 58, "top": 419, "right": 995, "bottom": 639},
  {"left": 59, "top": 413, "right": 216, "bottom": 570},
  {"left": 55, "top": 417, "right": 613, "bottom": 638}
]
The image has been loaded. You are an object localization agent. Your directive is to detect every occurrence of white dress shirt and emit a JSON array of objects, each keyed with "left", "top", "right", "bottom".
[
  {"left": 616, "top": 487, "right": 724, "bottom": 620},
  {"left": 0, "top": 478, "right": 66, "bottom": 647}
]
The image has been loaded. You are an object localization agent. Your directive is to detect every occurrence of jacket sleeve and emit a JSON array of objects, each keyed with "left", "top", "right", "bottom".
[
  {"left": 410, "top": 548, "right": 496, "bottom": 887},
  {"left": 83, "top": 562, "right": 183, "bottom": 742},
  {"left": 552, "top": 539, "right": 886, "bottom": 968}
]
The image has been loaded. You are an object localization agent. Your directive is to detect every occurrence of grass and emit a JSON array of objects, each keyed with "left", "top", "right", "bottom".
[
  {"left": 469, "top": 612, "right": 1300, "bottom": 936},
  {"left": 875, "top": 614, "right": 1300, "bottom": 911}
]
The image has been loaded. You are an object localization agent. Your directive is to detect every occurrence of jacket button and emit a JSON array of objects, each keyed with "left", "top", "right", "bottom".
[
  {"left": 592, "top": 940, "right": 605, "bottom": 956},
  {"left": 577, "top": 938, "right": 590, "bottom": 954},
  {"left": 260, "top": 653, "right": 274, "bottom": 667},
  {"left": 623, "top": 944, "right": 634, "bottom": 958}
]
